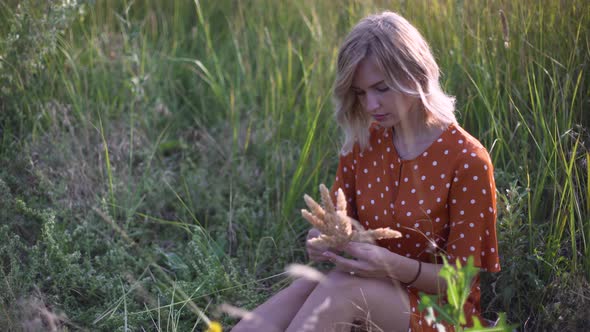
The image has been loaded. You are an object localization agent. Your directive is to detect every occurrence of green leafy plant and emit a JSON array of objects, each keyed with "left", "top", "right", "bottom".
[{"left": 419, "top": 256, "right": 515, "bottom": 331}]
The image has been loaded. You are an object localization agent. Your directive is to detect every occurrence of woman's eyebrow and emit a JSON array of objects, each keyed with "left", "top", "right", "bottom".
[{"left": 351, "top": 80, "right": 386, "bottom": 90}]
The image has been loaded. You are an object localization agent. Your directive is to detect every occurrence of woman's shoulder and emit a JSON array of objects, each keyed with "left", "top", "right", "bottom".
[{"left": 438, "top": 123, "right": 493, "bottom": 166}]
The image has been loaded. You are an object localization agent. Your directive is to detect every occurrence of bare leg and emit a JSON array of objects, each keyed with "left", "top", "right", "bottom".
[
  {"left": 285, "top": 271, "right": 411, "bottom": 332},
  {"left": 231, "top": 278, "right": 319, "bottom": 332}
]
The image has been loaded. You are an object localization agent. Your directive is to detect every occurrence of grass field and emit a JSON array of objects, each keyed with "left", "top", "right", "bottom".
[{"left": 1, "top": 0, "right": 588, "bottom": 330}]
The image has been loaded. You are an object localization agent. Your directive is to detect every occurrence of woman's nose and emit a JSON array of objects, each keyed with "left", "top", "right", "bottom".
[{"left": 364, "top": 93, "right": 380, "bottom": 113}]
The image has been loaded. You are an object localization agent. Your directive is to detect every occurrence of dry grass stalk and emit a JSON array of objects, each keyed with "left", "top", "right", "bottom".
[{"left": 301, "top": 184, "right": 401, "bottom": 248}]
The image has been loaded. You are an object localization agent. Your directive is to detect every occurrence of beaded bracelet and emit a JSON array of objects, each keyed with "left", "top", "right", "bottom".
[{"left": 405, "top": 260, "right": 422, "bottom": 286}]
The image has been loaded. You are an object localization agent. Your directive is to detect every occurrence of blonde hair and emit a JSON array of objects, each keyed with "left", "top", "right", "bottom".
[{"left": 334, "top": 11, "right": 456, "bottom": 154}]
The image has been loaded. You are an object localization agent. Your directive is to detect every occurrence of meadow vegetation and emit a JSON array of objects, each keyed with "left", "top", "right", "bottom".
[{"left": 0, "top": 0, "right": 588, "bottom": 330}]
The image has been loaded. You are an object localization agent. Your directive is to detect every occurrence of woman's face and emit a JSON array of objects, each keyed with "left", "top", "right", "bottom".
[{"left": 351, "top": 56, "right": 418, "bottom": 127}]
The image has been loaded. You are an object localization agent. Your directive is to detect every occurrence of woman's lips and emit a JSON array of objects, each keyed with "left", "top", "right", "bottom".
[{"left": 372, "top": 113, "right": 390, "bottom": 121}]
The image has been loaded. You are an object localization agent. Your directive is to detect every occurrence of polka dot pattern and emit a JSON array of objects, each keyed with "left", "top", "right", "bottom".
[{"left": 330, "top": 123, "right": 500, "bottom": 331}]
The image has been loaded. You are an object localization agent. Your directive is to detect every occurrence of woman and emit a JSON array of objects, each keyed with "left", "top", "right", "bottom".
[{"left": 232, "top": 11, "right": 499, "bottom": 332}]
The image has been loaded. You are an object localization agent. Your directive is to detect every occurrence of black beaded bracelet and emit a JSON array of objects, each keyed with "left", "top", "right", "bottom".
[{"left": 405, "top": 260, "right": 422, "bottom": 286}]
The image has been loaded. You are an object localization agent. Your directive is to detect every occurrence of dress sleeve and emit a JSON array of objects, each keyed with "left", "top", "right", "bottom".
[
  {"left": 330, "top": 150, "right": 358, "bottom": 221},
  {"left": 446, "top": 147, "right": 500, "bottom": 272}
]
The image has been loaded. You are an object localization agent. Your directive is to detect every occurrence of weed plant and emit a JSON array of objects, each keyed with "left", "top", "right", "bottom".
[{"left": 0, "top": 0, "right": 588, "bottom": 330}]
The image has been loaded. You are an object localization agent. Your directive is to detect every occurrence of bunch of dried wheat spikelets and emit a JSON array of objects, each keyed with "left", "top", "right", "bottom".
[{"left": 301, "top": 184, "right": 401, "bottom": 248}]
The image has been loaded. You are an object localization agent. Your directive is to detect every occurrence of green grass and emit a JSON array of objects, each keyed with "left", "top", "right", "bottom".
[{"left": 1, "top": 0, "right": 588, "bottom": 330}]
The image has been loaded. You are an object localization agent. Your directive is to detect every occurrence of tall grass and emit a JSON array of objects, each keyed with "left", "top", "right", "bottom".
[{"left": 0, "top": 0, "right": 588, "bottom": 330}]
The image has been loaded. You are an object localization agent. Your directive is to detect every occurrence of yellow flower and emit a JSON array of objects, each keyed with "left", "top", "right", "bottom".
[{"left": 206, "top": 321, "right": 222, "bottom": 332}]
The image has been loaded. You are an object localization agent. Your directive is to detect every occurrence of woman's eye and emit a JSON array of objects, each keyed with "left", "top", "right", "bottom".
[{"left": 376, "top": 86, "right": 390, "bottom": 92}]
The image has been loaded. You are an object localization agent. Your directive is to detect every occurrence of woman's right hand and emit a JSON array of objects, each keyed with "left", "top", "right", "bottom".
[{"left": 306, "top": 228, "right": 331, "bottom": 262}]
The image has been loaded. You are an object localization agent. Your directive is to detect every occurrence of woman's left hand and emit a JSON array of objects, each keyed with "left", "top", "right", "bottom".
[{"left": 322, "top": 241, "right": 400, "bottom": 279}]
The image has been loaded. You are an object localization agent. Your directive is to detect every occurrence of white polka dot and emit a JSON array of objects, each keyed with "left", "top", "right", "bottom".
[
  {"left": 397, "top": 243, "right": 401, "bottom": 248},
  {"left": 452, "top": 244, "right": 456, "bottom": 249},
  {"left": 435, "top": 217, "right": 440, "bottom": 222},
  {"left": 458, "top": 139, "right": 464, "bottom": 144},
  {"left": 454, "top": 177, "right": 459, "bottom": 182},
  {"left": 489, "top": 207, "right": 493, "bottom": 212},
  {"left": 423, "top": 152, "right": 428, "bottom": 157},
  {"left": 419, "top": 199, "right": 424, "bottom": 205},
  {"left": 416, "top": 243, "right": 421, "bottom": 247},
  {"left": 390, "top": 163, "right": 394, "bottom": 169},
  {"left": 433, "top": 161, "right": 438, "bottom": 166},
  {"left": 384, "top": 209, "right": 387, "bottom": 215},
  {"left": 345, "top": 183, "right": 350, "bottom": 188},
  {"left": 365, "top": 221, "right": 369, "bottom": 226},
  {"left": 368, "top": 183, "right": 372, "bottom": 188},
  {"left": 440, "top": 174, "right": 446, "bottom": 179},
  {"left": 460, "top": 233, "right": 465, "bottom": 238},
  {"left": 343, "top": 167, "right": 347, "bottom": 172},
  {"left": 482, "top": 189, "right": 487, "bottom": 195},
  {"left": 464, "top": 164, "right": 469, "bottom": 169},
  {"left": 378, "top": 139, "right": 381, "bottom": 144},
  {"left": 473, "top": 176, "right": 479, "bottom": 181},
  {"left": 462, "top": 149, "right": 467, "bottom": 153},
  {"left": 401, "top": 200, "right": 406, "bottom": 205},
  {"left": 484, "top": 165, "right": 488, "bottom": 170},
  {"left": 411, "top": 188, "right": 416, "bottom": 193},
  {"left": 460, "top": 210, "right": 464, "bottom": 215},
  {"left": 470, "top": 246, "right": 475, "bottom": 252},
  {"left": 462, "top": 187, "right": 467, "bottom": 192},
  {"left": 471, "top": 152, "right": 476, "bottom": 157},
  {"left": 436, "top": 197, "right": 441, "bottom": 202},
  {"left": 373, "top": 161, "right": 377, "bottom": 166},
  {"left": 374, "top": 216, "right": 379, "bottom": 221},
  {"left": 452, "top": 199, "right": 457, "bottom": 204},
  {"left": 426, "top": 209, "right": 431, "bottom": 214},
  {"left": 357, "top": 190, "right": 361, "bottom": 195},
  {"left": 380, "top": 193, "right": 384, "bottom": 198},
  {"left": 437, "top": 138, "right": 443, "bottom": 142},
  {"left": 480, "top": 212, "right": 484, "bottom": 218},
  {"left": 446, "top": 183, "right": 450, "bottom": 188},
  {"left": 444, "top": 150, "right": 449, "bottom": 155},
  {"left": 404, "top": 177, "right": 409, "bottom": 182},
  {"left": 390, "top": 203, "right": 394, "bottom": 208},
  {"left": 470, "top": 199, "right": 476, "bottom": 204},
  {"left": 414, "top": 165, "right": 418, "bottom": 170},
  {"left": 395, "top": 181, "right": 399, "bottom": 186},
  {"left": 414, "top": 223, "right": 420, "bottom": 228},
  {"left": 406, "top": 212, "right": 412, "bottom": 216},
  {"left": 491, "top": 248, "right": 496, "bottom": 253},
  {"left": 452, "top": 130, "right": 457, "bottom": 134},
  {"left": 361, "top": 205, "right": 365, "bottom": 210},
  {"left": 376, "top": 177, "right": 381, "bottom": 182},
  {"left": 469, "top": 222, "right": 475, "bottom": 228},
  {"left": 370, "top": 199, "right": 375, "bottom": 205},
  {"left": 364, "top": 168, "right": 368, "bottom": 173},
  {"left": 430, "top": 185, "right": 435, "bottom": 190},
  {"left": 387, "top": 147, "right": 391, "bottom": 152},
  {"left": 421, "top": 175, "right": 426, "bottom": 181}
]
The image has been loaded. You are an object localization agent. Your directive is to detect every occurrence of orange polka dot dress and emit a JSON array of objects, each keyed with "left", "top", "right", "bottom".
[{"left": 330, "top": 123, "right": 500, "bottom": 331}]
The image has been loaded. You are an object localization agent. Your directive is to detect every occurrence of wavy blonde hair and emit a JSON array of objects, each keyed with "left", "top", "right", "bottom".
[{"left": 334, "top": 11, "right": 456, "bottom": 154}]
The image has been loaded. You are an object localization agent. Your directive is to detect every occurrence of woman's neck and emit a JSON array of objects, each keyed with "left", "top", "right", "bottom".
[{"left": 391, "top": 108, "right": 446, "bottom": 160}]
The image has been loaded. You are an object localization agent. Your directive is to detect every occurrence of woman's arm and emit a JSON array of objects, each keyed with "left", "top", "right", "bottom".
[{"left": 322, "top": 242, "right": 449, "bottom": 295}]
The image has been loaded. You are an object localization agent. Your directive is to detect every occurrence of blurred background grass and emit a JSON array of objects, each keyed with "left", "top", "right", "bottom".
[{"left": 0, "top": 0, "right": 588, "bottom": 330}]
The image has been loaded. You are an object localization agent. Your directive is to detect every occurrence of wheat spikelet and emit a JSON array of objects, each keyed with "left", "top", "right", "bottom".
[{"left": 301, "top": 184, "right": 401, "bottom": 248}]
